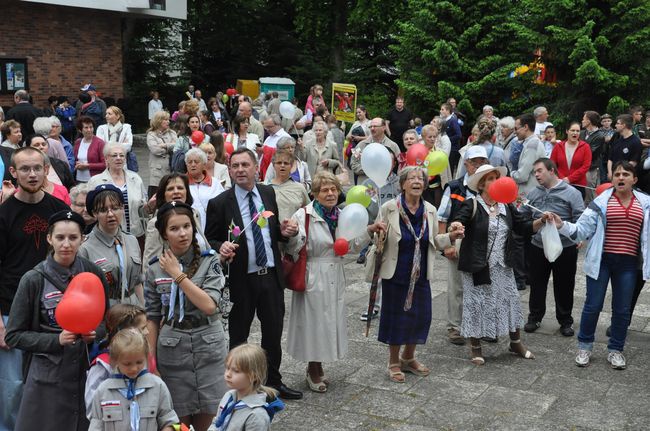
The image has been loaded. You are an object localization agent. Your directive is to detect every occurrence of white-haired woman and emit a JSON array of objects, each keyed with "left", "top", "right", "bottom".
[
  {"left": 264, "top": 136, "right": 311, "bottom": 191},
  {"left": 87, "top": 142, "right": 147, "bottom": 240},
  {"left": 185, "top": 148, "right": 225, "bottom": 233},
  {"left": 46, "top": 116, "right": 75, "bottom": 171},
  {"left": 33, "top": 116, "right": 68, "bottom": 166}
]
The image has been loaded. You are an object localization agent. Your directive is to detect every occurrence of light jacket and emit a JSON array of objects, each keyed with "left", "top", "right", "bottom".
[
  {"left": 96, "top": 123, "right": 134, "bottom": 153},
  {"left": 87, "top": 168, "right": 148, "bottom": 237},
  {"left": 559, "top": 188, "right": 650, "bottom": 280},
  {"left": 367, "top": 198, "right": 439, "bottom": 281}
]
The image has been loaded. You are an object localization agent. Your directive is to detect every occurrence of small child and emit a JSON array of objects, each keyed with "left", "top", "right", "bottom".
[
  {"left": 85, "top": 304, "right": 155, "bottom": 416},
  {"left": 214, "top": 345, "right": 285, "bottom": 431},
  {"left": 89, "top": 328, "right": 178, "bottom": 431}
]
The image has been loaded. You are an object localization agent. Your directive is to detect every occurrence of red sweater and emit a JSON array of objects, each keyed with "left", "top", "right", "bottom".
[
  {"left": 73, "top": 136, "right": 106, "bottom": 177},
  {"left": 550, "top": 140, "right": 592, "bottom": 186}
]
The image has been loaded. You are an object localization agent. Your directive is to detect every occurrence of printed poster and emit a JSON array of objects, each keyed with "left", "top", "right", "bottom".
[{"left": 331, "top": 83, "right": 357, "bottom": 123}]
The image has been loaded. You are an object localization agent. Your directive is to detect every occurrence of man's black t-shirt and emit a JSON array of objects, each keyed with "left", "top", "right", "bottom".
[
  {"left": 608, "top": 133, "right": 642, "bottom": 165},
  {"left": 0, "top": 194, "right": 69, "bottom": 314},
  {"left": 386, "top": 108, "right": 413, "bottom": 152}
]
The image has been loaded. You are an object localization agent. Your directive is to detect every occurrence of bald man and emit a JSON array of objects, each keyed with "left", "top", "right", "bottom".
[{"left": 237, "top": 101, "right": 265, "bottom": 142}]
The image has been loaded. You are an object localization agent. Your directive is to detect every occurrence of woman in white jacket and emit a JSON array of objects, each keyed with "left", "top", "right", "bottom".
[{"left": 96, "top": 106, "right": 133, "bottom": 154}]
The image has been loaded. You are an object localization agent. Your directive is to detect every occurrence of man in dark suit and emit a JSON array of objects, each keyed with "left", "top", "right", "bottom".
[
  {"left": 6, "top": 90, "right": 42, "bottom": 139},
  {"left": 205, "top": 147, "right": 303, "bottom": 400}
]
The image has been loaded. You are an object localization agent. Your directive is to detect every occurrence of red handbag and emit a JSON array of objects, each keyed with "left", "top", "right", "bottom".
[{"left": 281, "top": 208, "right": 310, "bottom": 292}]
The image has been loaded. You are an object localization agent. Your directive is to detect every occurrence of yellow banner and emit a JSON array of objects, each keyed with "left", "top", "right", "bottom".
[{"left": 331, "top": 83, "right": 357, "bottom": 123}]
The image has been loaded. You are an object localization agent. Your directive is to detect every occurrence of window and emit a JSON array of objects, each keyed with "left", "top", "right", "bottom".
[
  {"left": 0, "top": 59, "right": 28, "bottom": 94},
  {"left": 150, "top": 0, "right": 166, "bottom": 10}
]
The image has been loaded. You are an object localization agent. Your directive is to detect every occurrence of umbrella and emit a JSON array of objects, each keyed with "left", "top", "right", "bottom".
[{"left": 365, "top": 228, "right": 386, "bottom": 337}]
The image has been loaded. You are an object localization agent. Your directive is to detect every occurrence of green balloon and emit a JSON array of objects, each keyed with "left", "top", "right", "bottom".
[
  {"left": 222, "top": 94, "right": 229, "bottom": 103},
  {"left": 346, "top": 185, "right": 371, "bottom": 208}
]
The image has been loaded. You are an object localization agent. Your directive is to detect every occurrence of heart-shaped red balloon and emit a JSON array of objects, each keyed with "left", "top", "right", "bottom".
[
  {"left": 191, "top": 130, "right": 205, "bottom": 145},
  {"left": 55, "top": 272, "right": 105, "bottom": 334}
]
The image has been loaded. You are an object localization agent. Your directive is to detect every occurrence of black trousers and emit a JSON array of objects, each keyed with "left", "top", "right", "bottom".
[
  {"left": 449, "top": 150, "right": 461, "bottom": 177},
  {"left": 512, "top": 232, "right": 529, "bottom": 289},
  {"left": 228, "top": 269, "right": 285, "bottom": 386},
  {"left": 527, "top": 243, "right": 578, "bottom": 325}
]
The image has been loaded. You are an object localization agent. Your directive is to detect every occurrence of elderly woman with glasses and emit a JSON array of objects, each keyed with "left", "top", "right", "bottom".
[
  {"left": 285, "top": 171, "right": 385, "bottom": 392},
  {"left": 264, "top": 136, "right": 311, "bottom": 191},
  {"left": 69, "top": 183, "right": 96, "bottom": 234},
  {"left": 184, "top": 148, "right": 225, "bottom": 234},
  {"left": 87, "top": 142, "right": 148, "bottom": 241},
  {"left": 78, "top": 184, "right": 143, "bottom": 306}
]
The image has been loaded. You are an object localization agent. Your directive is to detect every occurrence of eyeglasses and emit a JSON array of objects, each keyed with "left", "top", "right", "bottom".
[
  {"left": 274, "top": 161, "right": 292, "bottom": 166},
  {"left": 17, "top": 165, "right": 44, "bottom": 174},
  {"left": 71, "top": 201, "right": 85, "bottom": 208},
  {"left": 97, "top": 206, "right": 123, "bottom": 214},
  {"left": 109, "top": 154, "right": 125, "bottom": 159},
  {"left": 369, "top": 125, "right": 382, "bottom": 129}
]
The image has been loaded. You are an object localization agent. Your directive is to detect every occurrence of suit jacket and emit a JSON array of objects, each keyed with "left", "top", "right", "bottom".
[
  {"left": 0, "top": 146, "right": 14, "bottom": 183},
  {"left": 205, "top": 183, "right": 287, "bottom": 301}
]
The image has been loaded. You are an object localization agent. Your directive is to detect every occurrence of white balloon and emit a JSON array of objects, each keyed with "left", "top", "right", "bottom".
[
  {"left": 360, "top": 143, "right": 392, "bottom": 188},
  {"left": 279, "top": 101, "right": 296, "bottom": 119},
  {"left": 337, "top": 203, "right": 369, "bottom": 240}
]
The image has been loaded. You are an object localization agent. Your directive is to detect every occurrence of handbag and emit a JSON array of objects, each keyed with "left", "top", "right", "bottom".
[
  {"left": 126, "top": 150, "right": 139, "bottom": 172},
  {"left": 281, "top": 208, "right": 310, "bottom": 292}
]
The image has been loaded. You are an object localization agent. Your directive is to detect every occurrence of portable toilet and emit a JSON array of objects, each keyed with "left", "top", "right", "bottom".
[
  {"left": 236, "top": 79, "right": 259, "bottom": 99},
  {"left": 259, "top": 77, "right": 295, "bottom": 101}
]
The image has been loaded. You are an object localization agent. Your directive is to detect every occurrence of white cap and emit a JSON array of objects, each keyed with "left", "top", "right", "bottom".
[{"left": 464, "top": 145, "right": 488, "bottom": 160}]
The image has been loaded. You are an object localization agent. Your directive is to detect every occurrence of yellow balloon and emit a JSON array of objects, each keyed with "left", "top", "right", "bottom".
[{"left": 425, "top": 150, "right": 448, "bottom": 176}]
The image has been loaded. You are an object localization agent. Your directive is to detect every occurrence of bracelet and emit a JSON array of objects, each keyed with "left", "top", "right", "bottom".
[{"left": 174, "top": 273, "right": 188, "bottom": 284}]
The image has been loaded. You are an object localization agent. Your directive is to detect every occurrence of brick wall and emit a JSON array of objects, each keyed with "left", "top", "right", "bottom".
[{"left": 0, "top": 0, "right": 124, "bottom": 110}]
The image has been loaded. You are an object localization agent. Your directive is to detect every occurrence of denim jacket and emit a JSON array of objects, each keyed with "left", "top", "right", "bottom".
[{"left": 559, "top": 188, "right": 650, "bottom": 280}]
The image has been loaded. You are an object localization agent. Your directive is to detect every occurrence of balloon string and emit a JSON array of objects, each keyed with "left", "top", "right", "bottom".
[
  {"left": 571, "top": 184, "right": 597, "bottom": 191},
  {"left": 524, "top": 202, "right": 545, "bottom": 215}
]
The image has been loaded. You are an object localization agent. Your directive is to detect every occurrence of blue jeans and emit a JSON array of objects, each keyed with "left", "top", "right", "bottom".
[
  {"left": 578, "top": 253, "right": 637, "bottom": 352},
  {"left": 0, "top": 315, "right": 23, "bottom": 431}
]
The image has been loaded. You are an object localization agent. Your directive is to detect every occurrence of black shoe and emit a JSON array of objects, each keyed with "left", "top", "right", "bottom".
[
  {"left": 606, "top": 326, "right": 611, "bottom": 337},
  {"left": 272, "top": 384, "right": 303, "bottom": 400},
  {"left": 524, "top": 321, "right": 541, "bottom": 333},
  {"left": 356, "top": 254, "right": 367, "bottom": 264},
  {"left": 560, "top": 324, "right": 574, "bottom": 337},
  {"left": 481, "top": 336, "right": 498, "bottom": 343},
  {"left": 516, "top": 284, "right": 527, "bottom": 291}
]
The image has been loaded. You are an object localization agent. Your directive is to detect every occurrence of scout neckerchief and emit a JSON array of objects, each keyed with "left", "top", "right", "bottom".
[
  {"left": 111, "top": 368, "right": 149, "bottom": 431},
  {"left": 214, "top": 392, "right": 285, "bottom": 431},
  {"left": 167, "top": 263, "right": 185, "bottom": 322},
  {"left": 395, "top": 194, "right": 428, "bottom": 311},
  {"left": 114, "top": 236, "right": 129, "bottom": 302}
]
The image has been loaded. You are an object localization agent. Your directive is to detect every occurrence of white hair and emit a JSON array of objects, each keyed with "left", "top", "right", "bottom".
[
  {"left": 102, "top": 142, "right": 125, "bottom": 157},
  {"left": 533, "top": 106, "right": 547, "bottom": 118},
  {"left": 498, "top": 116, "right": 515, "bottom": 129},
  {"left": 49, "top": 115, "right": 61, "bottom": 127},
  {"left": 33, "top": 117, "right": 54, "bottom": 135},
  {"left": 185, "top": 147, "right": 208, "bottom": 164}
]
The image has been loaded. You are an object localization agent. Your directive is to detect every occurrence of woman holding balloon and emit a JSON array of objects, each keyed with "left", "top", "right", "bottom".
[
  {"left": 449, "top": 165, "right": 546, "bottom": 365},
  {"left": 373, "top": 166, "right": 442, "bottom": 383},
  {"left": 6, "top": 210, "right": 109, "bottom": 430},
  {"left": 285, "top": 172, "right": 385, "bottom": 392}
]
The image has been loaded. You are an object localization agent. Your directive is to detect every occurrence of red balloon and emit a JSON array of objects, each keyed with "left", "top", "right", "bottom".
[
  {"left": 596, "top": 182, "right": 612, "bottom": 196},
  {"left": 55, "top": 272, "right": 105, "bottom": 334},
  {"left": 488, "top": 177, "right": 519, "bottom": 203},
  {"left": 333, "top": 238, "right": 349, "bottom": 256},
  {"left": 226, "top": 88, "right": 237, "bottom": 97},
  {"left": 224, "top": 141, "right": 235, "bottom": 155},
  {"left": 406, "top": 144, "right": 429, "bottom": 166},
  {"left": 191, "top": 130, "right": 205, "bottom": 145}
]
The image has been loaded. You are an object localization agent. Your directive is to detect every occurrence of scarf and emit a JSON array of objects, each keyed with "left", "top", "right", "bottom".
[
  {"left": 107, "top": 121, "right": 124, "bottom": 143},
  {"left": 111, "top": 369, "right": 149, "bottom": 431},
  {"left": 214, "top": 393, "right": 285, "bottom": 431},
  {"left": 313, "top": 200, "right": 339, "bottom": 237},
  {"left": 396, "top": 194, "right": 427, "bottom": 311}
]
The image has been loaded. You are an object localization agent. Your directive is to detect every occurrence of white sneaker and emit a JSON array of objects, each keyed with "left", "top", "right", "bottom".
[
  {"left": 575, "top": 349, "right": 591, "bottom": 367},
  {"left": 607, "top": 351, "right": 626, "bottom": 370}
]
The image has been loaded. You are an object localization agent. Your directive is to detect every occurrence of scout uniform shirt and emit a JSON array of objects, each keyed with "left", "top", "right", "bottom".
[
  {"left": 79, "top": 225, "right": 142, "bottom": 305},
  {"left": 145, "top": 249, "right": 225, "bottom": 326}
]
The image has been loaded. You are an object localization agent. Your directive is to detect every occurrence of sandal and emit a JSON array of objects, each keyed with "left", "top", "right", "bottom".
[
  {"left": 509, "top": 339, "right": 535, "bottom": 359},
  {"left": 470, "top": 343, "right": 485, "bottom": 365},
  {"left": 306, "top": 371, "right": 327, "bottom": 393},
  {"left": 388, "top": 363, "right": 406, "bottom": 383},
  {"left": 317, "top": 365, "right": 330, "bottom": 386},
  {"left": 400, "top": 357, "right": 430, "bottom": 376}
]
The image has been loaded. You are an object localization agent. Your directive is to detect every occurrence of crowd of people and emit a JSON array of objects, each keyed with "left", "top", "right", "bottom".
[{"left": 0, "top": 82, "right": 648, "bottom": 431}]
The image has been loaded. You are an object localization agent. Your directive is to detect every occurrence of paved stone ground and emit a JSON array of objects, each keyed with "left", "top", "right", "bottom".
[{"left": 133, "top": 143, "right": 650, "bottom": 430}]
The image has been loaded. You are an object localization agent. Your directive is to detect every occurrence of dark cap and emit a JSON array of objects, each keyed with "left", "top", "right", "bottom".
[
  {"left": 48, "top": 210, "right": 85, "bottom": 230},
  {"left": 155, "top": 201, "right": 193, "bottom": 231},
  {"left": 86, "top": 184, "right": 123, "bottom": 216},
  {"left": 81, "top": 83, "right": 97, "bottom": 91},
  {"left": 601, "top": 113, "right": 612, "bottom": 120}
]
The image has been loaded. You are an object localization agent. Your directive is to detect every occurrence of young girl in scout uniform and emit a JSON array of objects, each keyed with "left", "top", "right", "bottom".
[
  {"left": 79, "top": 184, "right": 143, "bottom": 306},
  {"left": 145, "top": 201, "right": 228, "bottom": 431},
  {"left": 89, "top": 328, "right": 178, "bottom": 431},
  {"left": 215, "top": 344, "right": 285, "bottom": 431},
  {"left": 5, "top": 210, "right": 109, "bottom": 431}
]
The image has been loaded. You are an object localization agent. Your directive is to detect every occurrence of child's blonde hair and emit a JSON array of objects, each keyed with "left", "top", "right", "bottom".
[
  {"left": 109, "top": 328, "right": 149, "bottom": 366},
  {"left": 226, "top": 344, "right": 277, "bottom": 400},
  {"left": 105, "top": 303, "right": 147, "bottom": 343}
]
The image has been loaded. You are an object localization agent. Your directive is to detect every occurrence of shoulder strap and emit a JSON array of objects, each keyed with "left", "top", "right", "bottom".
[
  {"left": 472, "top": 197, "right": 477, "bottom": 219},
  {"left": 304, "top": 207, "right": 310, "bottom": 243}
]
